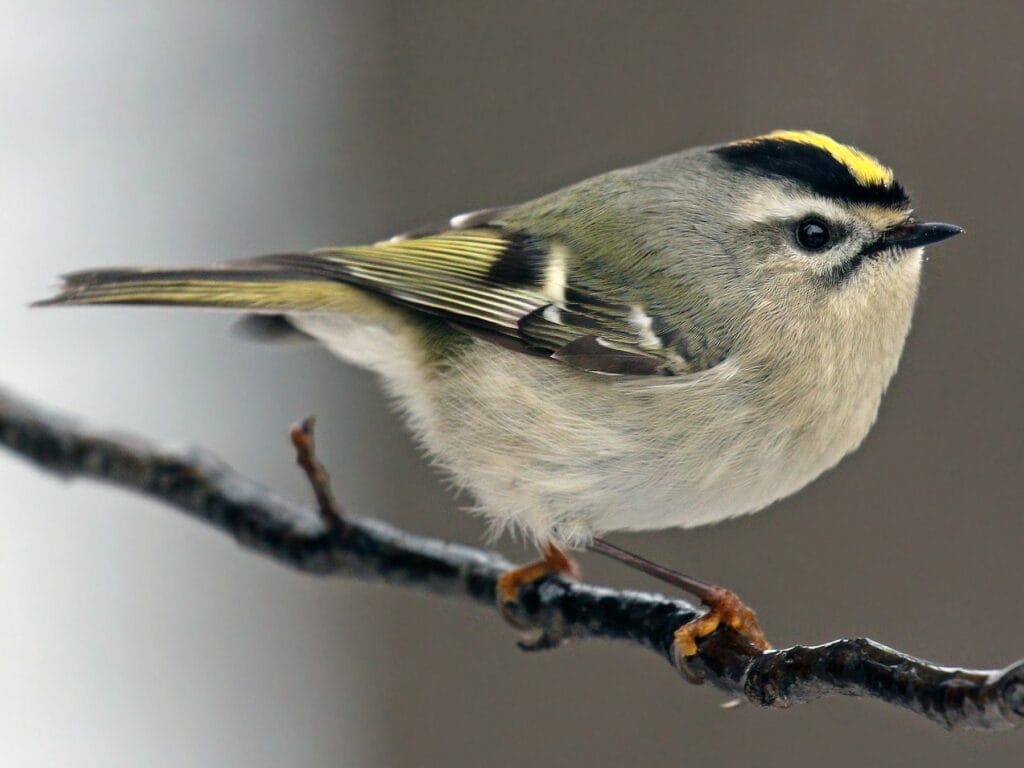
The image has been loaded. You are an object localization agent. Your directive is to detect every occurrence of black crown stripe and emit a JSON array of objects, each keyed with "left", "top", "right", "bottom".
[{"left": 714, "top": 139, "right": 909, "bottom": 208}]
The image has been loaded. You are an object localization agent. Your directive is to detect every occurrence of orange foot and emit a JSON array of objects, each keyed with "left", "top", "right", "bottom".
[
  {"left": 496, "top": 541, "right": 581, "bottom": 628},
  {"left": 673, "top": 585, "right": 770, "bottom": 657}
]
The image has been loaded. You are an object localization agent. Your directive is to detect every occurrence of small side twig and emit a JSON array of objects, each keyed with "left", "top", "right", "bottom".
[
  {"left": 289, "top": 416, "right": 346, "bottom": 529},
  {"left": 1, "top": 383, "right": 1022, "bottom": 732}
]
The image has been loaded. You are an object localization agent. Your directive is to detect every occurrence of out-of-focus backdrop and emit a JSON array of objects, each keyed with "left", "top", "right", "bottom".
[{"left": 2, "top": 2, "right": 1021, "bottom": 766}]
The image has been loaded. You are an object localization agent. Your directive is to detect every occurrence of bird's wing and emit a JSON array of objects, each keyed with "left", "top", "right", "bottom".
[
  {"left": 254, "top": 216, "right": 727, "bottom": 377},
  {"left": 40, "top": 207, "right": 727, "bottom": 377}
]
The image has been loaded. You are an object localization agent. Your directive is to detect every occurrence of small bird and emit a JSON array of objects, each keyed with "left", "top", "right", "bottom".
[{"left": 38, "top": 130, "right": 962, "bottom": 660}]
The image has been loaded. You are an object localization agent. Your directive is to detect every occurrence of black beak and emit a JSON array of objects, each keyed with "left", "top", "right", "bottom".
[
  {"left": 870, "top": 221, "right": 964, "bottom": 254},
  {"left": 888, "top": 221, "right": 963, "bottom": 249}
]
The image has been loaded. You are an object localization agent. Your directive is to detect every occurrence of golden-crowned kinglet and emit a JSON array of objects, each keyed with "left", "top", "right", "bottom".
[{"left": 38, "top": 130, "right": 962, "bottom": 657}]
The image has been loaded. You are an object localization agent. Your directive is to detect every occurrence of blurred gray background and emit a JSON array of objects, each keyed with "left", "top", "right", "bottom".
[{"left": 2, "top": 1, "right": 1021, "bottom": 766}]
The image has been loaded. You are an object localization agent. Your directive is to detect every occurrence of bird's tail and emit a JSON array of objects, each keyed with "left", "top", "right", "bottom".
[
  {"left": 33, "top": 260, "right": 433, "bottom": 375},
  {"left": 34, "top": 264, "right": 351, "bottom": 312}
]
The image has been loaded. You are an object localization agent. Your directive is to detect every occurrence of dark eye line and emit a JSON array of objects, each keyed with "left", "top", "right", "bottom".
[
  {"left": 824, "top": 251, "right": 866, "bottom": 285},
  {"left": 827, "top": 228, "right": 906, "bottom": 285},
  {"left": 858, "top": 233, "right": 897, "bottom": 258}
]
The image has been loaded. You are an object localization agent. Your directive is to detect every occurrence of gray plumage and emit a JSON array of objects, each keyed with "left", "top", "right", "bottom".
[{"left": 38, "top": 132, "right": 962, "bottom": 547}]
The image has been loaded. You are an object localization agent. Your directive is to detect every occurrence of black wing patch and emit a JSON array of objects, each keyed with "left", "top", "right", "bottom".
[{"left": 485, "top": 232, "right": 549, "bottom": 286}]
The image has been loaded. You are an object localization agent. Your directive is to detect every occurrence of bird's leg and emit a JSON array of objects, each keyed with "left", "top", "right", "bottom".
[
  {"left": 496, "top": 540, "right": 581, "bottom": 627},
  {"left": 588, "top": 537, "right": 769, "bottom": 661}
]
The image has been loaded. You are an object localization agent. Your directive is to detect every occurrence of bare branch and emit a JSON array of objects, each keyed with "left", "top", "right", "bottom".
[{"left": 1, "top": 384, "right": 1021, "bottom": 731}]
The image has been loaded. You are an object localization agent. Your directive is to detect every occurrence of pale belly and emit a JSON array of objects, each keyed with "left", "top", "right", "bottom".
[
  {"left": 389, "top": 341, "right": 883, "bottom": 547},
  {"left": 295, "top": 313, "right": 891, "bottom": 548}
]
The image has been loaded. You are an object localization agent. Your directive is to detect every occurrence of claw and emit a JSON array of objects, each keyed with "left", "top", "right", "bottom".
[
  {"left": 496, "top": 541, "right": 580, "bottom": 634},
  {"left": 673, "top": 586, "right": 770, "bottom": 658}
]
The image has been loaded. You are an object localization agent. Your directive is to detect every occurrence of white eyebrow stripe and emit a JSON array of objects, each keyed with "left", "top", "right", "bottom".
[{"left": 736, "top": 190, "right": 852, "bottom": 225}]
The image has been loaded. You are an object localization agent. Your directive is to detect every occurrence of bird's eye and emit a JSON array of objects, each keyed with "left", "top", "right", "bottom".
[{"left": 795, "top": 218, "right": 832, "bottom": 251}]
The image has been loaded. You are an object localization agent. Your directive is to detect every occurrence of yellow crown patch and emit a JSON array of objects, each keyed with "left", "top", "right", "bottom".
[{"left": 756, "top": 130, "right": 895, "bottom": 188}]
